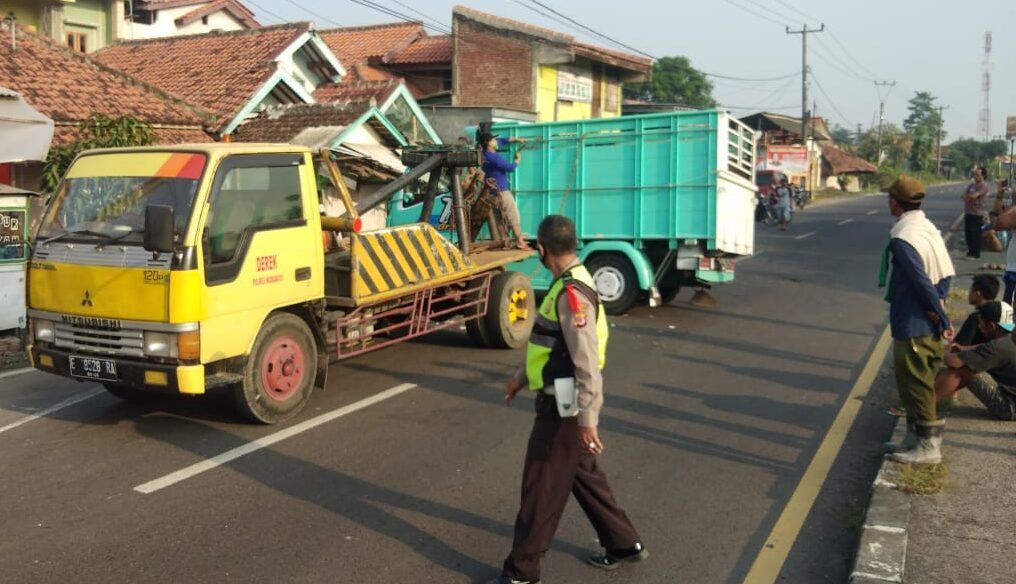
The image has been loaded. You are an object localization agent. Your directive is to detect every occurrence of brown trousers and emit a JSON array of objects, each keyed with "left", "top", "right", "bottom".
[
  {"left": 497, "top": 189, "right": 524, "bottom": 241},
  {"left": 502, "top": 393, "right": 640, "bottom": 581}
]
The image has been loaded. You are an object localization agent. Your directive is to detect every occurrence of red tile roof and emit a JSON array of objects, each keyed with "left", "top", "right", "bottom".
[
  {"left": 313, "top": 79, "right": 402, "bottom": 105},
  {"left": 0, "top": 26, "right": 211, "bottom": 145},
  {"left": 385, "top": 35, "right": 452, "bottom": 65},
  {"left": 319, "top": 22, "right": 424, "bottom": 66},
  {"left": 175, "top": 0, "right": 260, "bottom": 29},
  {"left": 232, "top": 102, "right": 374, "bottom": 143},
  {"left": 94, "top": 22, "right": 310, "bottom": 133}
]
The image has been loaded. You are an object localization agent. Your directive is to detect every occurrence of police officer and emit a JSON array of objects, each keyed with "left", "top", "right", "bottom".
[{"left": 490, "top": 215, "right": 647, "bottom": 584}]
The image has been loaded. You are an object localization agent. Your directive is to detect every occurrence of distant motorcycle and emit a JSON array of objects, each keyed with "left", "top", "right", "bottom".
[
  {"left": 755, "top": 192, "right": 777, "bottom": 224},
  {"left": 793, "top": 187, "right": 812, "bottom": 209}
]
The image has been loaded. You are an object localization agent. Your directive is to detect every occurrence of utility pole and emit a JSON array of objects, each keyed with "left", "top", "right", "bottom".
[
  {"left": 786, "top": 24, "right": 825, "bottom": 143},
  {"left": 874, "top": 80, "right": 896, "bottom": 165},
  {"left": 936, "top": 105, "right": 949, "bottom": 176},
  {"left": 787, "top": 23, "right": 824, "bottom": 194}
]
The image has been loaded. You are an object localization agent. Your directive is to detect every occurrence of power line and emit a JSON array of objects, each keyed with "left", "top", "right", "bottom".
[
  {"left": 522, "top": 0, "right": 797, "bottom": 83},
  {"left": 771, "top": 0, "right": 820, "bottom": 24},
  {"left": 523, "top": 0, "right": 656, "bottom": 59},
  {"left": 826, "top": 29, "right": 879, "bottom": 79},
  {"left": 812, "top": 37, "right": 872, "bottom": 81},
  {"left": 279, "top": 0, "right": 342, "bottom": 27},
  {"left": 723, "top": 0, "right": 786, "bottom": 28},
  {"left": 707, "top": 71, "right": 802, "bottom": 82},
  {"left": 811, "top": 41, "right": 870, "bottom": 82},
  {"left": 385, "top": 0, "right": 448, "bottom": 32},
  {"left": 810, "top": 73, "right": 851, "bottom": 125},
  {"left": 510, "top": 0, "right": 600, "bottom": 46},
  {"left": 244, "top": 0, "right": 288, "bottom": 24},
  {"left": 343, "top": 0, "right": 449, "bottom": 34}
]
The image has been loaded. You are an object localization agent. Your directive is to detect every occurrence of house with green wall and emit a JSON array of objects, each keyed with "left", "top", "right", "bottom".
[{"left": 2, "top": 0, "right": 125, "bottom": 52}]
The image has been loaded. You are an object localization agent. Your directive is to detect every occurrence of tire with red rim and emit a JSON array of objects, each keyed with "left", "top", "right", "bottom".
[{"left": 234, "top": 313, "right": 317, "bottom": 424}]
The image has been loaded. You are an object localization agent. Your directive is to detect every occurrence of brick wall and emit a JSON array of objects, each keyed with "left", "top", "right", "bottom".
[{"left": 454, "top": 19, "right": 534, "bottom": 111}]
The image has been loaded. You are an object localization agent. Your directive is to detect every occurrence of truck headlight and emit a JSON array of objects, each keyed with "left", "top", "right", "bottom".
[
  {"left": 34, "top": 319, "right": 55, "bottom": 342},
  {"left": 143, "top": 331, "right": 176, "bottom": 358}
]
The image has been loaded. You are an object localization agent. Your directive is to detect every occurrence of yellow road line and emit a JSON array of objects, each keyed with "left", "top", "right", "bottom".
[{"left": 743, "top": 325, "right": 892, "bottom": 584}]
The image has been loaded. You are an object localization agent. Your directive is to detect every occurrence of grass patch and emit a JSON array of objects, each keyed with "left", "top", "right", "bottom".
[{"left": 894, "top": 463, "right": 947, "bottom": 495}]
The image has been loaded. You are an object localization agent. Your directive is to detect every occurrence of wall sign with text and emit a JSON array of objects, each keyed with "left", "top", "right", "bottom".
[
  {"left": 0, "top": 209, "right": 26, "bottom": 261},
  {"left": 557, "top": 65, "right": 593, "bottom": 103}
]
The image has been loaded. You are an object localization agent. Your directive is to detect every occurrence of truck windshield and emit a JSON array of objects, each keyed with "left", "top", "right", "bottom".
[
  {"left": 38, "top": 151, "right": 208, "bottom": 242},
  {"left": 38, "top": 176, "right": 199, "bottom": 241}
]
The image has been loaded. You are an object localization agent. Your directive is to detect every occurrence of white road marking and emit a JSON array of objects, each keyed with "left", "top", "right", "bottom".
[
  {"left": 794, "top": 231, "right": 816, "bottom": 240},
  {"left": 837, "top": 219, "right": 854, "bottom": 226},
  {"left": 0, "top": 387, "right": 105, "bottom": 435},
  {"left": 134, "top": 383, "right": 418, "bottom": 494},
  {"left": 866, "top": 210, "right": 878, "bottom": 216},
  {"left": 0, "top": 367, "right": 35, "bottom": 380}
]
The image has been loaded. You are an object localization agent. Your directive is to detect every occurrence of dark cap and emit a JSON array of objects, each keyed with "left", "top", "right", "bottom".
[
  {"left": 977, "top": 301, "right": 1015, "bottom": 332},
  {"left": 477, "top": 132, "right": 497, "bottom": 146},
  {"left": 888, "top": 175, "right": 926, "bottom": 204}
]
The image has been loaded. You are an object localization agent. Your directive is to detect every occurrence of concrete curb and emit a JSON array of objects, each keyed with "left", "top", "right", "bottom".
[
  {"left": 849, "top": 211, "right": 965, "bottom": 584},
  {"left": 849, "top": 418, "right": 909, "bottom": 584}
]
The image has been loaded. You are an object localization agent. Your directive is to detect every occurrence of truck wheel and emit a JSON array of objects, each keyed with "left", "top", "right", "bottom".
[
  {"left": 103, "top": 383, "right": 155, "bottom": 403},
  {"left": 660, "top": 285, "right": 680, "bottom": 304},
  {"left": 587, "top": 254, "right": 640, "bottom": 315},
  {"left": 234, "top": 313, "right": 317, "bottom": 424},
  {"left": 483, "top": 271, "right": 535, "bottom": 349}
]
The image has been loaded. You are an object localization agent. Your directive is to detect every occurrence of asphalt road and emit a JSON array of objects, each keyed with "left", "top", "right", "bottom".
[{"left": 0, "top": 184, "right": 964, "bottom": 584}]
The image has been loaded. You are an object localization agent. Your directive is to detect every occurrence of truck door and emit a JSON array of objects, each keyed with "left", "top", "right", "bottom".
[{"left": 198, "top": 153, "right": 321, "bottom": 362}]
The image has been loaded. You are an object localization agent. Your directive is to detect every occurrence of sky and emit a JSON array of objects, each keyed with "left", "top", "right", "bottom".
[{"left": 246, "top": 0, "right": 1016, "bottom": 142}]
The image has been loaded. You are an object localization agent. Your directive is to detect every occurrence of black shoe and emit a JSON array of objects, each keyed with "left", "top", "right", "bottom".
[
  {"left": 586, "top": 542, "right": 649, "bottom": 571},
  {"left": 485, "top": 575, "right": 540, "bottom": 584}
]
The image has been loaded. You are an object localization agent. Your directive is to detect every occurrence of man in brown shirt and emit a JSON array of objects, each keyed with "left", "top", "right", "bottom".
[{"left": 489, "top": 215, "right": 646, "bottom": 584}]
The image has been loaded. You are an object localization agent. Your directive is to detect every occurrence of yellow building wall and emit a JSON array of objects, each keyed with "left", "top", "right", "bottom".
[
  {"left": 536, "top": 63, "right": 623, "bottom": 122},
  {"left": 536, "top": 65, "right": 558, "bottom": 122},
  {"left": 6, "top": 0, "right": 41, "bottom": 30}
]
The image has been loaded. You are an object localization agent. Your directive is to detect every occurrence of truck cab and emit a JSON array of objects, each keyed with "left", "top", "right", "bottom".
[{"left": 28, "top": 144, "right": 535, "bottom": 423}]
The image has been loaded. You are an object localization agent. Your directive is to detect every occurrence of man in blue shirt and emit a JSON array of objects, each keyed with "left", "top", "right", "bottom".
[
  {"left": 479, "top": 132, "right": 531, "bottom": 251},
  {"left": 880, "top": 176, "right": 956, "bottom": 464}
]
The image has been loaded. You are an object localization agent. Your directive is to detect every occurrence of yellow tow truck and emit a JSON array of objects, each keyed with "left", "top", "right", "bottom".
[{"left": 27, "top": 143, "right": 535, "bottom": 422}]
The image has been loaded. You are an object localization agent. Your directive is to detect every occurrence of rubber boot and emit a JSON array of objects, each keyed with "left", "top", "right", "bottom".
[
  {"left": 884, "top": 416, "right": 917, "bottom": 453},
  {"left": 887, "top": 420, "right": 943, "bottom": 464}
]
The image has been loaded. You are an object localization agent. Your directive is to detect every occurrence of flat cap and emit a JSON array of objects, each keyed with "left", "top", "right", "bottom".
[{"left": 888, "top": 175, "right": 926, "bottom": 203}]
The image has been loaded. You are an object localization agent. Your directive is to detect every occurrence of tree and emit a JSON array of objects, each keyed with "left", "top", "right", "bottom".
[
  {"left": 623, "top": 56, "right": 715, "bottom": 107},
  {"left": 42, "top": 113, "right": 154, "bottom": 192},
  {"left": 902, "top": 91, "right": 943, "bottom": 173},
  {"left": 856, "top": 124, "right": 910, "bottom": 168},
  {"left": 831, "top": 124, "right": 856, "bottom": 148},
  {"left": 947, "top": 139, "right": 1008, "bottom": 176}
]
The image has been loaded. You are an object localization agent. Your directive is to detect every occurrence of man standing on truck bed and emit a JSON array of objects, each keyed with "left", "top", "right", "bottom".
[
  {"left": 492, "top": 215, "right": 646, "bottom": 584},
  {"left": 480, "top": 132, "right": 531, "bottom": 251}
]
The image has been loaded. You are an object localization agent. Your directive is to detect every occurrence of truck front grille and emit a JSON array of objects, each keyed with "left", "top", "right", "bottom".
[{"left": 53, "top": 322, "right": 145, "bottom": 358}]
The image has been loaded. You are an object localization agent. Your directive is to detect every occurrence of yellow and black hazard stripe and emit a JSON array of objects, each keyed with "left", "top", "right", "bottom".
[{"left": 352, "top": 225, "right": 471, "bottom": 297}]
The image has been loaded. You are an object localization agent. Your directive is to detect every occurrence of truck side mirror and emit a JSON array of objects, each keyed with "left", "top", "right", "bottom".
[{"left": 144, "top": 205, "right": 175, "bottom": 254}]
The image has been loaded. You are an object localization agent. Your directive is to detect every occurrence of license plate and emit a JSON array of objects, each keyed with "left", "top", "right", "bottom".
[{"left": 69, "top": 356, "right": 119, "bottom": 382}]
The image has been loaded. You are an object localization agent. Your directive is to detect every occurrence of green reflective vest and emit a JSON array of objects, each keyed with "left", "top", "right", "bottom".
[{"left": 525, "top": 264, "right": 609, "bottom": 391}]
